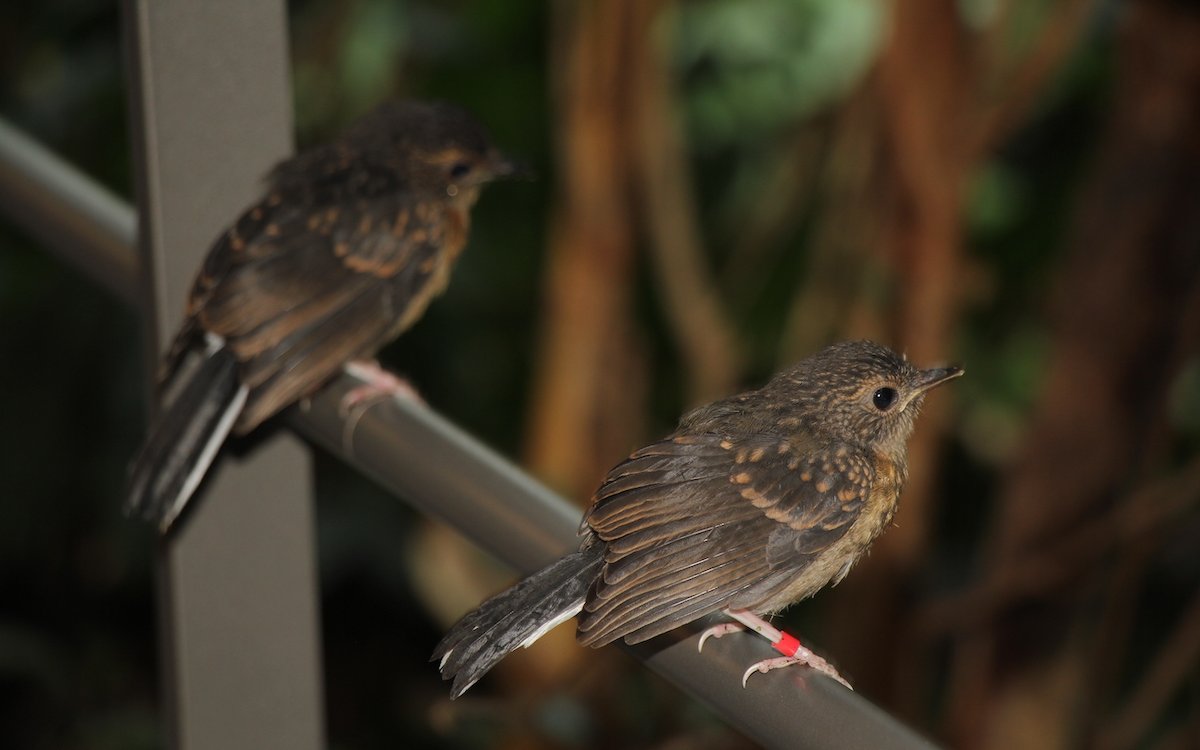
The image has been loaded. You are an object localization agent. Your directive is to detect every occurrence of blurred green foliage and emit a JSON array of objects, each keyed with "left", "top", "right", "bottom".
[{"left": 678, "top": 0, "right": 884, "bottom": 149}]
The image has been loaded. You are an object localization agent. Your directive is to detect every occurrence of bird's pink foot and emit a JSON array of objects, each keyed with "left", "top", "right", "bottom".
[
  {"left": 340, "top": 360, "right": 423, "bottom": 417},
  {"left": 740, "top": 650, "right": 852, "bottom": 690},
  {"left": 721, "top": 608, "right": 852, "bottom": 690},
  {"left": 339, "top": 360, "right": 424, "bottom": 453}
]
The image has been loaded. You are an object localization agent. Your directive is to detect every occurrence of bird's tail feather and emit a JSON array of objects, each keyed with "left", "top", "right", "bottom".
[
  {"left": 433, "top": 544, "right": 604, "bottom": 698},
  {"left": 125, "top": 337, "right": 246, "bottom": 532}
]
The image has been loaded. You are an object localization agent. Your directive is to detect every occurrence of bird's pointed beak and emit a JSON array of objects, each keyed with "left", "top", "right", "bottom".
[
  {"left": 912, "top": 365, "right": 963, "bottom": 392},
  {"left": 487, "top": 151, "right": 533, "bottom": 181}
]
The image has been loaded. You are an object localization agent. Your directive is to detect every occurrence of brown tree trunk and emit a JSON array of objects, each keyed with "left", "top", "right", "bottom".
[{"left": 524, "top": 0, "right": 648, "bottom": 502}]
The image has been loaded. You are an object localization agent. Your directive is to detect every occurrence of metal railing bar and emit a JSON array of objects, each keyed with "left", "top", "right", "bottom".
[
  {"left": 0, "top": 117, "right": 940, "bottom": 750},
  {"left": 0, "top": 117, "right": 138, "bottom": 305}
]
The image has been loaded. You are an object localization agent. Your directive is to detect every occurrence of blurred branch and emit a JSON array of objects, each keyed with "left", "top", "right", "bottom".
[
  {"left": 779, "top": 90, "right": 887, "bottom": 363},
  {"left": 943, "top": 2, "right": 1200, "bottom": 741},
  {"left": 985, "top": 0, "right": 1200, "bottom": 569},
  {"left": 871, "top": 0, "right": 970, "bottom": 561},
  {"left": 917, "top": 453, "right": 1200, "bottom": 635},
  {"left": 974, "top": 0, "right": 1094, "bottom": 151},
  {"left": 629, "top": 0, "right": 742, "bottom": 405},
  {"left": 1099, "top": 591, "right": 1200, "bottom": 750},
  {"left": 720, "top": 124, "right": 825, "bottom": 312}
]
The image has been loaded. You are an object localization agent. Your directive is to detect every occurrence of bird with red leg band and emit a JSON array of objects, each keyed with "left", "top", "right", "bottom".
[{"left": 433, "top": 341, "right": 961, "bottom": 698}]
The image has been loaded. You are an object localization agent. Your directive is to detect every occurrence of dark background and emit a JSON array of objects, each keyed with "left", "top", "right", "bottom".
[{"left": 1, "top": 0, "right": 1198, "bottom": 748}]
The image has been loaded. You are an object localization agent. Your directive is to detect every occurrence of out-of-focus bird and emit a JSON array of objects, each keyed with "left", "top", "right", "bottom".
[
  {"left": 434, "top": 340, "right": 961, "bottom": 696},
  {"left": 126, "top": 100, "right": 518, "bottom": 532}
]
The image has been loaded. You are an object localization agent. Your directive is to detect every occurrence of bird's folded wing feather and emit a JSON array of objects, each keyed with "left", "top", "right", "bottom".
[
  {"left": 577, "top": 433, "right": 872, "bottom": 646},
  {"left": 172, "top": 158, "right": 452, "bottom": 430}
]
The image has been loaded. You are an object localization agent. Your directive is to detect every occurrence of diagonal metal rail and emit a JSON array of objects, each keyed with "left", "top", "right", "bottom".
[{"left": 0, "top": 116, "right": 940, "bottom": 750}]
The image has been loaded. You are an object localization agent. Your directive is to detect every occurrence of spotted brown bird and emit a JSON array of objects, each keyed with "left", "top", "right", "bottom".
[
  {"left": 126, "top": 100, "right": 518, "bottom": 532},
  {"left": 434, "top": 340, "right": 961, "bottom": 696}
]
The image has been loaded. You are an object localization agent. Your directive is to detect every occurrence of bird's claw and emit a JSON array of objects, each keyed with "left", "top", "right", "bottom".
[
  {"left": 339, "top": 360, "right": 423, "bottom": 417},
  {"left": 740, "top": 653, "right": 853, "bottom": 690},
  {"left": 339, "top": 360, "right": 423, "bottom": 452},
  {"left": 697, "top": 623, "right": 745, "bottom": 652}
]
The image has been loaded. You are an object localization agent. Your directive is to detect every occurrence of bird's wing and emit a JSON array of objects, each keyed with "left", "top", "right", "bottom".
[
  {"left": 578, "top": 433, "right": 872, "bottom": 646},
  {"left": 176, "top": 181, "right": 456, "bottom": 431}
]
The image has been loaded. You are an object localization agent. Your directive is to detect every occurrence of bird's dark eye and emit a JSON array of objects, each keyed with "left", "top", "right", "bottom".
[
  {"left": 448, "top": 161, "right": 472, "bottom": 179},
  {"left": 872, "top": 387, "right": 898, "bottom": 411}
]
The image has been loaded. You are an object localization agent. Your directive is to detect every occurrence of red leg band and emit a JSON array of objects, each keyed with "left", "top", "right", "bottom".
[{"left": 772, "top": 632, "right": 800, "bottom": 657}]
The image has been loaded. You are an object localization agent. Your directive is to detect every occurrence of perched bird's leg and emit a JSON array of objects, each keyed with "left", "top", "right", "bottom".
[
  {"left": 722, "top": 609, "right": 853, "bottom": 690},
  {"left": 339, "top": 360, "right": 424, "bottom": 452},
  {"left": 341, "top": 359, "right": 424, "bottom": 412}
]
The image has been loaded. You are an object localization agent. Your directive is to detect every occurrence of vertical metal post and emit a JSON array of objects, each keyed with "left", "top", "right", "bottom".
[{"left": 122, "top": 3, "right": 324, "bottom": 748}]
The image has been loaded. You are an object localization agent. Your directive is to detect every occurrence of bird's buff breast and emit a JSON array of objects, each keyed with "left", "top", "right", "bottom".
[
  {"left": 755, "top": 454, "right": 904, "bottom": 613},
  {"left": 386, "top": 209, "right": 469, "bottom": 338}
]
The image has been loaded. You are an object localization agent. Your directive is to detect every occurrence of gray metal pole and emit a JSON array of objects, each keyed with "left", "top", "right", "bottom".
[
  {"left": 0, "top": 116, "right": 940, "bottom": 749},
  {"left": 121, "top": 2, "right": 324, "bottom": 749},
  {"left": 0, "top": 118, "right": 137, "bottom": 305}
]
